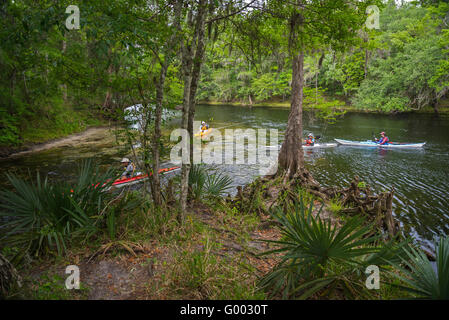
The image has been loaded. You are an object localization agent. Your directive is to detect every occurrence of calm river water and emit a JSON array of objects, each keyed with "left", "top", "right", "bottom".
[{"left": 1, "top": 104, "right": 448, "bottom": 250}]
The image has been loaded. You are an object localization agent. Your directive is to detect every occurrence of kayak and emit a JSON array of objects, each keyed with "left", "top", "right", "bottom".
[
  {"left": 304, "top": 143, "right": 337, "bottom": 149},
  {"left": 265, "top": 143, "right": 337, "bottom": 149},
  {"left": 194, "top": 128, "right": 212, "bottom": 137},
  {"left": 108, "top": 166, "right": 181, "bottom": 190},
  {"left": 334, "top": 139, "right": 426, "bottom": 148}
]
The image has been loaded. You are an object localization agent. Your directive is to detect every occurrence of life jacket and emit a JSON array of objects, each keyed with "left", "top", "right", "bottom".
[
  {"left": 379, "top": 136, "right": 389, "bottom": 145},
  {"left": 306, "top": 138, "right": 315, "bottom": 146},
  {"left": 124, "top": 162, "right": 135, "bottom": 178}
]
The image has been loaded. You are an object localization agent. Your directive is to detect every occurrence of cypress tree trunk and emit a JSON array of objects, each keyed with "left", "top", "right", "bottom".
[
  {"left": 277, "top": 1, "right": 319, "bottom": 186},
  {"left": 278, "top": 51, "right": 306, "bottom": 180}
]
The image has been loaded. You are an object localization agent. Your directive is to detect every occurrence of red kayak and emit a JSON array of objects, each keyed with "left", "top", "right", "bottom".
[{"left": 108, "top": 166, "right": 181, "bottom": 190}]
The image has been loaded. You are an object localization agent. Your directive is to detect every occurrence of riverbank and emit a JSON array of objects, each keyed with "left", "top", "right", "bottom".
[
  {"left": 0, "top": 109, "right": 108, "bottom": 158},
  {"left": 3, "top": 127, "right": 113, "bottom": 159},
  {"left": 0, "top": 120, "right": 112, "bottom": 159},
  {"left": 3, "top": 175, "right": 411, "bottom": 300},
  {"left": 198, "top": 100, "right": 449, "bottom": 114}
]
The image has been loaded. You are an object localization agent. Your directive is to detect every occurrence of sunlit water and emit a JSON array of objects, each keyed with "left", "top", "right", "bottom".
[
  {"left": 1, "top": 104, "right": 448, "bottom": 251},
  {"left": 193, "top": 105, "right": 449, "bottom": 251}
]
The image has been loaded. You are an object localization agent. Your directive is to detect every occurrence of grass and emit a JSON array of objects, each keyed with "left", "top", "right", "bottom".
[
  {"left": 328, "top": 198, "right": 343, "bottom": 214},
  {"left": 2, "top": 162, "right": 445, "bottom": 300},
  {"left": 153, "top": 228, "right": 265, "bottom": 300},
  {"left": 20, "top": 110, "right": 106, "bottom": 145},
  {"left": 26, "top": 273, "right": 89, "bottom": 300}
]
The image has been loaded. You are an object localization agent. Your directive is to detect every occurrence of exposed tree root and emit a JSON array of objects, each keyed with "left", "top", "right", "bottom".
[{"left": 230, "top": 170, "right": 401, "bottom": 241}]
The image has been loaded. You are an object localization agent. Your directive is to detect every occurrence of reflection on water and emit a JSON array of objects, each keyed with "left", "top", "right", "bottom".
[
  {"left": 1, "top": 105, "right": 449, "bottom": 250},
  {"left": 194, "top": 105, "right": 449, "bottom": 250}
]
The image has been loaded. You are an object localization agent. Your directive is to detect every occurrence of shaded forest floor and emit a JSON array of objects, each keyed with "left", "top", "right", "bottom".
[
  {"left": 5, "top": 177, "right": 410, "bottom": 300},
  {"left": 11, "top": 199, "right": 294, "bottom": 300}
]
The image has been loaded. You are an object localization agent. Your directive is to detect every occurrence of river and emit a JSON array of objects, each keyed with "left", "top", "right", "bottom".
[{"left": 1, "top": 104, "right": 448, "bottom": 251}]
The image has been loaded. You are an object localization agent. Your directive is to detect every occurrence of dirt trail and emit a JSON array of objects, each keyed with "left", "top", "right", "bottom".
[{"left": 7, "top": 127, "right": 112, "bottom": 158}]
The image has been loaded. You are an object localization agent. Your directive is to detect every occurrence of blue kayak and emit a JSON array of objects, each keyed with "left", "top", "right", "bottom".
[{"left": 335, "top": 139, "right": 425, "bottom": 148}]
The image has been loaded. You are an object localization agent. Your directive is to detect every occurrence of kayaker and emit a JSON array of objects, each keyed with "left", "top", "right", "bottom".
[
  {"left": 376, "top": 132, "right": 390, "bottom": 145},
  {"left": 120, "top": 158, "right": 135, "bottom": 180},
  {"left": 199, "top": 121, "right": 209, "bottom": 132},
  {"left": 305, "top": 133, "right": 315, "bottom": 146}
]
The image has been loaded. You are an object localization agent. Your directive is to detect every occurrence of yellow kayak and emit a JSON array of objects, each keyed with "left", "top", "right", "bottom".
[{"left": 194, "top": 128, "right": 212, "bottom": 137}]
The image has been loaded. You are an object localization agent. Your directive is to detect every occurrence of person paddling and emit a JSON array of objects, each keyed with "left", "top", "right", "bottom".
[
  {"left": 120, "top": 158, "right": 135, "bottom": 180},
  {"left": 375, "top": 132, "right": 390, "bottom": 145},
  {"left": 199, "top": 121, "right": 209, "bottom": 132},
  {"left": 305, "top": 133, "right": 315, "bottom": 146}
]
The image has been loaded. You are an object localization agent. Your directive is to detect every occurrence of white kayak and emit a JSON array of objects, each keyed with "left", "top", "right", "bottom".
[
  {"left": 335, "top": 139, "right": 426, "bottom": 148},
  {"left": 265, "top": 143, "right": 337, "bottom": 149},
  {"left": 304, "top": 143, "right": 337, "bottom": 149}
]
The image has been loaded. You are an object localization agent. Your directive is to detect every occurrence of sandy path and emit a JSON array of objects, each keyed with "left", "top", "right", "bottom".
[{"left": 7, "top": 127, "right": 112, "bottom": 158}]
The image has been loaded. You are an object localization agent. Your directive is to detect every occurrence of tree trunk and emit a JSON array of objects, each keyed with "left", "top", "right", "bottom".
[
  {"left": 179, "top": 0, "right": 207, "bottom": 222},
  {"left": 62, "top": 33, "right": 68, "bottom": 102},
  {"left": 315, "top": 55, "right": 318, "bottom": 105},
  {"left": 432, "top": 99, "right": 439, "bottom": 115},
  {"left": 179, "top": 45, "right": 193, "bottom": 223},
  {"left": 188, "top": 0, "right": 207, "bottom": 166},
  {"left": 102, "top": 48, "right": 114, "bottom": 111},
  {"left": 364, "top": 49, "right": 368, "bottom": 79},
  {"left": 150, "top": 63, "right": 168, "bottom": 206},
  {"left": 278, "top": 51, "right": 306, "bottom": 180}
]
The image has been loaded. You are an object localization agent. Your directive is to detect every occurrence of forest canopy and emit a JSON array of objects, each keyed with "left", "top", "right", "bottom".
[{"left": 1, "top": 0, "right": 448, "bottom": 147}]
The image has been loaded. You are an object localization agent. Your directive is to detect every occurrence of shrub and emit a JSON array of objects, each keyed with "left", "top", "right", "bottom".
[
  {"left": 390, "top": 236, "right": 449, "bottom": 299},
  {"left": 0, "top": 160, "right": 117, "bottom": 257},
  {"left": 188, "top": 165, "right": 233, "bottom": 201},
  {"left": 259, "top": 197, "right": 408, "bottom": 299}
]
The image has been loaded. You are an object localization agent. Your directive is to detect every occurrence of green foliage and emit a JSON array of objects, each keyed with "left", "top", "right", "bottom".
[
  {"left": 390, "top": 236, "right": 449, "bottom": 299},
  {"left": 353, "top": 3, "right": 448, "bottom": 112},
  {"left": 142, "top": 203, "right": 179, "bottom": 238},
  {"left": 328, "top": 198, "right": 344, "bottom": 215},
  {"left": 259, "top": 197, "right": 408, "bottom": 299},
  {"left": 188, "top": 165, "right": 233, "bottom": 201},
  {"left": 168, "top": 235, "right": 264, "bottom": 299},
  {"left": 28, "top": 273, "right": 89, "bottom": 300},
  {"left": 354, "top": 34, "right": 443, "bottom": 112},
  {"left": 0, "top": 159, "right": 117, "bottom": 257}
]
